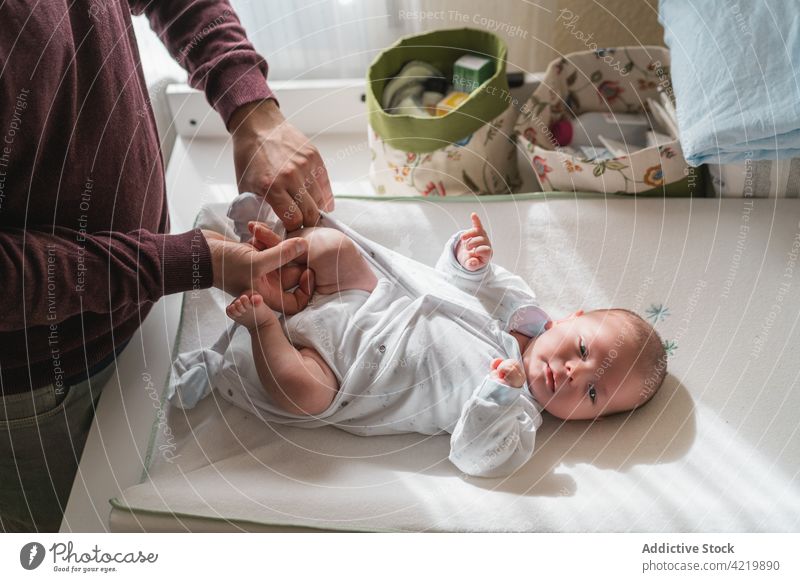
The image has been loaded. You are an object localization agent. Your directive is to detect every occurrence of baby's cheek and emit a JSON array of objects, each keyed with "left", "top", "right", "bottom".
[
  {"left": 523, "top": 362, "right": 538, "bottom": 386},
  {"left": 522, "top": 372, "right": 533, "bottom": 391}
]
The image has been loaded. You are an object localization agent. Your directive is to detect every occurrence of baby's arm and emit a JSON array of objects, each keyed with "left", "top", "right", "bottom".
[
  {"left": 435, "top": 213, "right": 539, "bottom": 329},
  {"left": 449, "top": 358, "right": 541, "bottom": 478}
]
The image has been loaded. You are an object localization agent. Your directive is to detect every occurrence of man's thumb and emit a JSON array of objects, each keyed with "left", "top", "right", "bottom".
[
  {"left": 258, "top": 238, "right": 307, "bottom": 271},
  {"left": 250, "top": 222, "right": 282, "bottom": 248}
]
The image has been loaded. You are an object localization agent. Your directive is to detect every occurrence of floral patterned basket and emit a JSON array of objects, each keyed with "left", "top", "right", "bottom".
[
  {"left": 367, "top": 28, "right": 520, "bottom": 197},
  {"left": 515, "top": 46, "right": 701, "bottom": 196}
]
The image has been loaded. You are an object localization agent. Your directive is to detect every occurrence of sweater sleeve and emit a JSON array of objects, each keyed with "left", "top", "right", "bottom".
[
  {"left": 0, "top": 226, "right": 212, "bottom": 331},
  {"left": 449, "top": 375, "right": 542, "bottom": 478},
  {"left": 434, "top": 230, "right": 541, "bottom": 329},
  {"left": 129, "top": 0, "right": 276, "bottom": 125}
]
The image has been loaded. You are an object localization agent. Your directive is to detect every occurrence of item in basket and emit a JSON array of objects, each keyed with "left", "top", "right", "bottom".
[
  {"left": 421, "top": 91, "right": 444, "bottom": 116},
  {"left": 549, "top": 119, "right": 573, "bottom": 148},
  {"left": 393, "top": 83, "right": 448, "bottom": 117},
  {"left": 453, "top": 54, "right": 494, "bottom": 93},
  {"left": 579, "top": 145, "right": 614, "bottom": 161},
  {"left": 645, "top": 130, "right": 674, "bottom": 148},
  {"left": 550, "top": 112, "right": 649, "bottom": 148},
  {"left": 557, "top": 146, "right": 581, "bottom": 157},
  {"left": 381, "top": 60, "right": 447, "bottom": 115},
  {"left": 646, "top": 97, "right": 679, "bottom": 139},
  {"left": 435, "top": 91, "right": 469, "bottom": 116},
  {"left": 390, "top": 94, "right": 429, "bottom": 117},
  {"left": 597, "top": 135, "right": 642, "bottom": 157},
  {"left": 421, "top": 75, "right": 449, "bottom": 115}
]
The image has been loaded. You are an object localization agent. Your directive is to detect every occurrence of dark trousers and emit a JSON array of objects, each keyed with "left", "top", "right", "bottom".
[{"left": 1, "top": 361, "right": 117, "bottom": 532}]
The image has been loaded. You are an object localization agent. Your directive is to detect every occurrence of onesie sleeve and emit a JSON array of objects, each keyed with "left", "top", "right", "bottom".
[
  {"left": 434, "top": 230, "right": 541, "bottom": 330},
  {"left": 449, "top": 375, "right": 542, "bottom": 478}
]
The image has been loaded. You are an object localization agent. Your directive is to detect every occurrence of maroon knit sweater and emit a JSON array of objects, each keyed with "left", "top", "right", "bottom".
[{"left": 0, "top": 1, "right": 274, "bottom": 393}]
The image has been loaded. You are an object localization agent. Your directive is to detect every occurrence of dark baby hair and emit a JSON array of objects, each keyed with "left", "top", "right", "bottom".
[{"left": 590, "top": 308, "right": 668, "bottom": 413}]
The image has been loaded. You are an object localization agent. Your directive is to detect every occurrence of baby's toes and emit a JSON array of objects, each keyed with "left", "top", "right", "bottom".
[
  {"left": 227, "top": 301, "right": 243, "bottom": 318},
  {"left": 240, "top": 295, "right": 251, "bottom": 309}
]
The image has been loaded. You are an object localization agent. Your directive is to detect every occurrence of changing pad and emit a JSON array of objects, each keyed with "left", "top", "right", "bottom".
[{"left": 110, "top": 195, "right": 800, "bottom": 532}]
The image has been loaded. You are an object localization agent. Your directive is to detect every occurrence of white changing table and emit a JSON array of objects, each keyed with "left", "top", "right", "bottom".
[{"left": 60, "top": 79, "right": 540, "bottom": 531}]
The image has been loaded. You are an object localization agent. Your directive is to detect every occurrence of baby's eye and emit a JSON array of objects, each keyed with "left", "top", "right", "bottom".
[
  {"left": 588, "top": 384, "right": 597, "bottom": 404},
  {"left": 579, "top": 336, "right": 588, "bottom": 360}
]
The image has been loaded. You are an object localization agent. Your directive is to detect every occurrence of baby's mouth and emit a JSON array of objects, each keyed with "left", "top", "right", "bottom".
[{"left": 544, "top": 361, "right": 555, "bottom": 394}]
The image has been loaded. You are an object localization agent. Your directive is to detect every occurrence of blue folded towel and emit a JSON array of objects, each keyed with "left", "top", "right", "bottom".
[{"left": 659, "top": 0, "right": 800, "bottom": 166}]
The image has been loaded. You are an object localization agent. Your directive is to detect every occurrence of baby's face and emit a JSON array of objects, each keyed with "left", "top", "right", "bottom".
[{"left": 523, "top": 310, "right": 643, "bottom": 420}]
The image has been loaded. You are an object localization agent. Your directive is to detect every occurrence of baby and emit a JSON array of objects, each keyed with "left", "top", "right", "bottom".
[{"left": 222, "top": 213, "right": 667, "bottom": 478}]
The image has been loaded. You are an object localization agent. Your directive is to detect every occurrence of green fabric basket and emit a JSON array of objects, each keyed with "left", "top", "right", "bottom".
[{"left": 366, "top": 27, "right": 509, "bottom": 154}]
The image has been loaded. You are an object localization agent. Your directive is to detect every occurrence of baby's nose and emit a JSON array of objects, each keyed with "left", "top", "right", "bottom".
[{"left": 565, "top": 361, "right": 587, "bottom": 384}]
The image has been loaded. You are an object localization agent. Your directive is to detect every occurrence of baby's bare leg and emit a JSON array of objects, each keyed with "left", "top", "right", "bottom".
[
  {"left": 226, "top": 293, "right": 338, "bottom": 416},
  {"left": 287, "top": 227, "right": 377, "bottom": 295}
]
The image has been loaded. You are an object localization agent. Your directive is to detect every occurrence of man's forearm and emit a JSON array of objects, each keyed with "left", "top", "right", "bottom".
[
  {"left": 204, "top": 234, "right": 250, "bottom": 296},
  {"left": 134, "top": 0, "right": 274, "bottom": 125},
  {"left": 0, "top": 227, "right": 213, "bottom": 331}
]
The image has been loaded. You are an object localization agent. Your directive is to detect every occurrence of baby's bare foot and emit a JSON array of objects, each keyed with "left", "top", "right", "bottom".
[{"left": 226, "top": 293, "right": 276, "bottom": 331}]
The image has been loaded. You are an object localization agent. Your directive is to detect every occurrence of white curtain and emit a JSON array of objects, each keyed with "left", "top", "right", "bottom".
[
  {"left": 231, "top": 0, "right": 558, "bottom": 80},
  {"left": 413, "top": 0, "right": 558, "bottom": 72},
  {"left": 135, "top": 0, "right": 557, "bottom": 82},
  {"left": 231, "top": 0, "right": 424, "bottom": 80}
]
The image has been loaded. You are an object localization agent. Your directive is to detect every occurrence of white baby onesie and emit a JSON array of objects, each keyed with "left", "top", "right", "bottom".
[{"left": 209, "top": 222, "right": 552, "bottom": 478}]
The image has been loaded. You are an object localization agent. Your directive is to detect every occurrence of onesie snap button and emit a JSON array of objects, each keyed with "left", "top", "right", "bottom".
[
  {"left": 379, "top": 344, "right": 386, "bottom": 353},
  {"left": 227, "top": 389, "right": 233, "bottom": 396}
]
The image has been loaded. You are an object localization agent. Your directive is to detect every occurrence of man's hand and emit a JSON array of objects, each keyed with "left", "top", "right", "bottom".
[
  {"left": 203, "top": 229, "right": 314, "bottom": 315},
  {"left": 490, "top": 357, "right": 525, "bottom": 388},
  {"left": 229, "top": 99, "right": 334, "bottom": 231},
  {"left": 456, "top": 212, "right": 493, "bottom": 271}
]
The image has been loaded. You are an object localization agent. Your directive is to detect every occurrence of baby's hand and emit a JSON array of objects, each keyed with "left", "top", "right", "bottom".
[
  {"left": 490, "top": 357, "right": 525, "bottom": 388},
  {"left": 457, "top": 212, "right": 493, "bottom": 271}
]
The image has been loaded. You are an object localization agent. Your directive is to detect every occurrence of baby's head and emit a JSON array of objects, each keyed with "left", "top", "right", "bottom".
[{"left": 523, "top": 308, "right": 667, "bottom": 420}]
